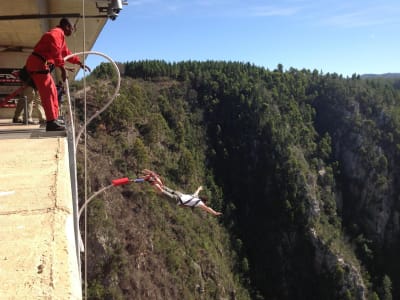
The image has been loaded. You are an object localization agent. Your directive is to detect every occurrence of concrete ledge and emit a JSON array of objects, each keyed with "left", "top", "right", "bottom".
[{"left": 0, "top": 138, "right": 81, "bottom": 299}]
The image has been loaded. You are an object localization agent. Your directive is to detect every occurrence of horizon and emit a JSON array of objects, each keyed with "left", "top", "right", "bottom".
[{"left": 75, "top": 0, "right": 400, "bottom": 78}]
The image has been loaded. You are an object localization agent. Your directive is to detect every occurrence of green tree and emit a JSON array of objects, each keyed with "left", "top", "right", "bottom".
[
  {"left": 380, "top": 275, "right": 392, "bottom": 300},
  {"left": 131, "top": 138, "right": 149, "bottom": 170}
]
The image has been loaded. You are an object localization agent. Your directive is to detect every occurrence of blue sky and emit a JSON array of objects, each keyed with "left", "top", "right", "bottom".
[{"left": 84, "top": 0, "right": 400, "bottom": 77}]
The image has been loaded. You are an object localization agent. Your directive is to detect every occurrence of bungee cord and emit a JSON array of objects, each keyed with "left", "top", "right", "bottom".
[
  {"left": 64, "top": 50, "right": 121, "bottom": 151},
  {"left": 78, "top": 177, "right": 136, "bottom": 218},
  {"left": 81, "top": 3, "right": 88, "bottom": 298},
  {"left": 64, "top": 49, "right": 121, "bottom": 300},
  {"left": 50, "top": 1, "right": 123, "bottom": 299}
]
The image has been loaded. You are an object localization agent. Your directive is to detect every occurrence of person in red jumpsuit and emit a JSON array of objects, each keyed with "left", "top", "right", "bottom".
[{"left": 25, "top": 18, "right": 90, "bottom": 131}]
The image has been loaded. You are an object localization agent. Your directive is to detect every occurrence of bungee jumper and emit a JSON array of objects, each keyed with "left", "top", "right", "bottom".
[
  {"left": 161, "top": 185, "right": 222, "bottom": 216},
  {"left": 80, "top": 170, "right": 222, "bottom": 218},
  {"left": 137, "top": 169, "right": 222, "bottom": 217}
]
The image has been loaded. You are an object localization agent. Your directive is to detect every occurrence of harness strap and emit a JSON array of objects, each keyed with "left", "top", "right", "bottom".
[
  {"left": 30, "top": 52, "right": 53, "bottom": 74},
  {"left": 32, "top": 52, "right": 47, "bottom": 63},
  {"left": 180, "top": 196, "right": 202, "bottom": 207},
  {"left": 30, "top": 70, "right": 51, "bottom": 74}
]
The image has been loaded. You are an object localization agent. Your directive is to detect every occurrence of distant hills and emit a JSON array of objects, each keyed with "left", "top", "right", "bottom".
[{"left": 361, "top": 73, "right": 400, "bottom": 79}]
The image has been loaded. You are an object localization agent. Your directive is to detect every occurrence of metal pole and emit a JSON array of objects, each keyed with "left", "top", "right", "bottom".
[{"left": 24, "top": 96, "right": 28, "bottom": 125}]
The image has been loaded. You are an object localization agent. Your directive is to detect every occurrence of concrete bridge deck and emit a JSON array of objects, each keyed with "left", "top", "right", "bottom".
[{"left": 0, "top": 120, "right": 81, "bottom": 299}]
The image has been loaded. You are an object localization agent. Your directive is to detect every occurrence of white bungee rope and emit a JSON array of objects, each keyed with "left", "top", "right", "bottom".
[
  {"left": 63, "top": 50, "right": 121, "bottom": 300},
  {"left": 64, "top": 50, "right": 121, "bottom": 240},
  {"left": 64, "top": 51, "right": 121, "bottom": 151}
]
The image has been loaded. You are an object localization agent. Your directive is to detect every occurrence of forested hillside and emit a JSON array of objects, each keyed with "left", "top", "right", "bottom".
[{"left": 73, "top": 61, "right": 400, "bottom": 300}]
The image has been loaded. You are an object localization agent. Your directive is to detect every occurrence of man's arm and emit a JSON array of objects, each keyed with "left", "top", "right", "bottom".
[{"left": 62, "top": 46, "right": 91, "bottom": 72}]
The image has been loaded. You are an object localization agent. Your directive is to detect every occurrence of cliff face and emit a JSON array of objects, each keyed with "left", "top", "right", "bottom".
[
  {"left": 77, "top": 62, "right": 400, "bottom": 300},
  {"left": 318, "top": 86, "right": 399, "bottom": 239},
  {"left": 312, "top": 76, "right": 400, "bottom": 299},
  {"left": 289, "top": 146, "right": 367, "bottom": 300},
  {"left": 335, "top": 130, "right": 393, "bottom": 243}
]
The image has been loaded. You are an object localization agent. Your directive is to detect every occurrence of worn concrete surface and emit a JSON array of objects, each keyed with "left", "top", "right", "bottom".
[{"left": 0, "top": 133, "right": 81, "bottom": 299}]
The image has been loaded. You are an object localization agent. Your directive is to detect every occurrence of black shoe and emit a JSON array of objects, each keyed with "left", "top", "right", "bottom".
[
  {"left": 46, "top": 120, "right": 65, "bottom": 131},
  {"left": 13, "top": 117, "right": 22, "bottom": 123}
]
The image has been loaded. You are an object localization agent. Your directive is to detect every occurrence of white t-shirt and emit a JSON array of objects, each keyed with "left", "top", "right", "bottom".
[{"left": 179, "top": 194, "right": 204, "bottom": 207}]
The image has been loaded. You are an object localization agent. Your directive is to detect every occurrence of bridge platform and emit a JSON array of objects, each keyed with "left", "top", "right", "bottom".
[{"left": 0, "top": 119, "right": 81, "bottom": 299}]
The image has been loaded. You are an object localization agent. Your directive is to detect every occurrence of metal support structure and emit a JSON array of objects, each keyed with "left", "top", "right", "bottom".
[
  {"left": 24, "top": 96, "right": 28, "bottom": 125},
  {"left": 0, "top": 14, "right": 82, "bottom": 21}
]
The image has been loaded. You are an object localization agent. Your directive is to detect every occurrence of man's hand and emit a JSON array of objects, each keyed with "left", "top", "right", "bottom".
[{"left": 79, "top": 62, "right": 91, "bottom": 72}]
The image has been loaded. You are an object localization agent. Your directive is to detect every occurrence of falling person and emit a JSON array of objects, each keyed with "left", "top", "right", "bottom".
[{"left": 139, "top": 169, "right": 222, "bottom": 216}]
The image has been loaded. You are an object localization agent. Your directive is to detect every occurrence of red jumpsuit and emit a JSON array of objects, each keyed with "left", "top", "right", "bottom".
[{"left": 26, "top": 27, "right": 81, "bottom": 121}]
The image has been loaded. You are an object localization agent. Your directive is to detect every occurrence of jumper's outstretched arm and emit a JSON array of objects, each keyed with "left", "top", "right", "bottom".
[{"left": 193, "top": 186, "right": 203, "bottom": 197}]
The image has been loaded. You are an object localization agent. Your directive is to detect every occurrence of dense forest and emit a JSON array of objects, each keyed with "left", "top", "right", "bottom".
[{"left": 72, "top": 60, "right": 400, "bottom": 300}]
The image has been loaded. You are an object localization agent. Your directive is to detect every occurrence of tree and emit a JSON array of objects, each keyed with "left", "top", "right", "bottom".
[{"left": 380, "top": 275, "right": 392, "bottom": 300}]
